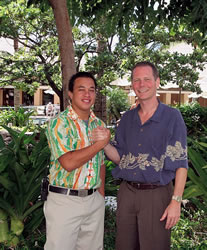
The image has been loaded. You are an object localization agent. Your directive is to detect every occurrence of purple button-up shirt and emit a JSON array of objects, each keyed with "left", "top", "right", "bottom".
[{"left": 112, "top": 101, "right": 188, "bottom": 185}]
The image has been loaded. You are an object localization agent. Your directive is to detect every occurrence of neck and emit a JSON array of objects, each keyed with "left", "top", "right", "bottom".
[
  {"left": 139, "top": 98, "right": 159, "bottom": 114},
  {"left": 78, "top": 111, "right": 90, "bottom": 120}
]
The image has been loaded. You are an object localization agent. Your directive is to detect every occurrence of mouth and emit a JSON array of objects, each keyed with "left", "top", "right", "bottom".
[
  {"left": 138, "top": 88, "right": 148, "bottom": 93},
  {"left": 82, "top": 99, "right": 91, "bottom": 104}
]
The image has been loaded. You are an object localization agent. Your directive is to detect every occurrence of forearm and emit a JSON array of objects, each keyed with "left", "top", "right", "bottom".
[
  {"left": 98, "top": 164, "right": 105, "bottom": 197},
  {"left": 58, "top": 141, "right": 106, "bottom": 172},
  {"left": 161, "top": 167, "right": 188, "bottom": 229},
  {"left": 104, "top": 144, "right": 120, "bottom": 165},
  {"left": 173, "top": 167, "right": 188, "bottom": 197}
]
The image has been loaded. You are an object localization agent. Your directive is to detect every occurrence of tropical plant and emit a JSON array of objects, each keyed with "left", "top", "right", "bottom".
[
  {"left": 184, "top": 140, "right": 207, "bottom": 212},
  {"left": 0, "top": 126, "right": 50, "bottom": 247},
  {"left": 0, "top": 107, "right": 35, "bottom": 128},
  {"left": 106, "top": 87, "right": 130, "bottom": 124}
]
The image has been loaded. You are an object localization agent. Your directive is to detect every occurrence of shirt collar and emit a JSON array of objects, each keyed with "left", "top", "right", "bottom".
[
  {"left": 133, "top": 99, "right": 164, "bottom": 123},
  {"left": 67, "top": 105, "right": 98, "bottom": 122},
  {"left": 150, "top": 100, "right": 164, "bottom": 122}
]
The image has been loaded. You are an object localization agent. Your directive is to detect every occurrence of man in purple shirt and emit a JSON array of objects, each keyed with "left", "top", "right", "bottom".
[{"left": 93, "top": 61, "right": 188, "bottom": 250}]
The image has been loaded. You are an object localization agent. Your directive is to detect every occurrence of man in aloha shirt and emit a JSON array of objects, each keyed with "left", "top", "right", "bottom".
[
  {"left": 92, "top": 61, "right": 188, "bottom": 250},
  {"left": 44, "top": 72, "right": 110, "bottom": 250}
]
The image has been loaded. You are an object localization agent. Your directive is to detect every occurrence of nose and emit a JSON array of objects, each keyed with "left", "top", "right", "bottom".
[
  {"left": 139, "top": 80, "right": 144, "bottom": 86},
  {"left": 84, "top": 89, "right": 90, "bottom": 96}
]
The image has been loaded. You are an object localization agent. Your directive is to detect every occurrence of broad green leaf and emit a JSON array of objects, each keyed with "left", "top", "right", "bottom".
[
  {"left": 0, "top": 135, "right": 5, "bottom": 149},
  {"left": 0, "top": 198, "right": 16, "bottom": 218},
  {"left": 0, "top": 176, "right": 15, "bottom": 190}
]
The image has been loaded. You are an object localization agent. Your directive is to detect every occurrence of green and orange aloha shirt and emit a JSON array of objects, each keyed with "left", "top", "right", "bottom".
[{"left": 45, "top": 105, "right": 106, "bottom": 190}]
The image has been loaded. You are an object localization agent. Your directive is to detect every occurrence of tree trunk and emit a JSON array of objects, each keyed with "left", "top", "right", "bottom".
[
  {"left": 94, "top": 34, "right": 107, "bottom": 123},
  {"left": 49, "top": 0, "right": 76, "bottom": 111}
]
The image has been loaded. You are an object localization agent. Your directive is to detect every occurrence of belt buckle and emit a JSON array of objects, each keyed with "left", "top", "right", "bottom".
[
  {"left": 78, "top": 189, "right": 88, "bottom": 197},
  {"left": 137, "top": 183, "right": 140, "bottom": 188}
]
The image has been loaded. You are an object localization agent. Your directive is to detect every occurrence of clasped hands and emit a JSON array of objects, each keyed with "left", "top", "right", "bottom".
[{"left": 91, "top": 126, "right": 111, "bottom": 148}]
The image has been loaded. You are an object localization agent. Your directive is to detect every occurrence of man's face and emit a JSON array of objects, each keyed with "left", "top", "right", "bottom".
[
  {"left": 68, "top": 77, "right": 96, "bottom": 116},
  {"left": 132, "top": 66, "right": 160, "bottom": 102}
]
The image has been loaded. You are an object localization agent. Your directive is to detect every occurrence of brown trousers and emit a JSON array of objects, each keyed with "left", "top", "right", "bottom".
[{"left": 115, "top": 181, "right": 173, "bottom": 250}]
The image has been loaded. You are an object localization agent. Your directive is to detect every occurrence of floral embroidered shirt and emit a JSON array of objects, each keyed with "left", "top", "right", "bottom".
[
  {"left": 112, "top": 101, "right": 188, "bottom": 185},
  {"left": 45, "top": 105, "right": 105, "bottom": 189}
]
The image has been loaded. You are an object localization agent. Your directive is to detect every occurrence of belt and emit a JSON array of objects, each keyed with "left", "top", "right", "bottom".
[
  {"left": 126, "top": 181, "right": 161, "bottom": 190},
  {"left": 49, "top": 185, "right": 97, "bottom": 197}
]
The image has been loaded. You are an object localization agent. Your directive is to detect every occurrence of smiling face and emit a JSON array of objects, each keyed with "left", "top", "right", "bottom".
[
  {"left": 132, "top": 65, "right": 160, "bottom": 102},
  {"left": 68, "top": 77, "right": 96, "bottom": 119}
]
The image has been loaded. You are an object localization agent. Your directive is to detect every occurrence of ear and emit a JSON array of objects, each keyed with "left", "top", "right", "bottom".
[
  {"left": 68, "top": 91, "right": 73, "bottom": 101},
  {"left": 156, "top": 77, "right": 160, "bottom": 88}
]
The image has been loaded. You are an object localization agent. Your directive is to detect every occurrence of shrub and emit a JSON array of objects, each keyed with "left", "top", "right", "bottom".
[
  {"left": 106, "top": 87, "right": 130, "bottom": 125},
  {"left": 0, "top": 107, "right": 35, "bottom": 128},
  {"left": 177, "top": 102, "right": 207, "bottom": 138},
  {"left": 171, "top": 207, "right": 207, "bottom": 249}
]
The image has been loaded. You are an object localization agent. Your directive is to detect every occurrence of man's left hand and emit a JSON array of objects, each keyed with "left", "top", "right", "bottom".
[{"left": 160, "top": 200, "right": 181, "bottom": 229}]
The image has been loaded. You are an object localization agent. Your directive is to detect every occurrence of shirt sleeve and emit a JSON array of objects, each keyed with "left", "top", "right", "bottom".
[
  {"left": 164, "top": 109, "right": 188, "bottom": 171},
  {"left": 45, "top": 117, "right": 72, "bottom": 160}
]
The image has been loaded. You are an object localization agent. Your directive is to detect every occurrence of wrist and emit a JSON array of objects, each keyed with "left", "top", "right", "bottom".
[
  {"left": 172, "top": 195, "right": 182, "bottom": 203},
  {"left": 104, "top": 143, "right": 110, "bottom": 150},
  {"left": 94, "top": 140, "right": 106, "bottom": 150}
]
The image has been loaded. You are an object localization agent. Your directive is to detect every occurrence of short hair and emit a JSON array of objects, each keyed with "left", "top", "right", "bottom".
[
  {"left": 131, "top": 61, "right": 159, "bottom": 81},
  {"left": 68, "top": 72, "right": 97, "bottom": 92}
]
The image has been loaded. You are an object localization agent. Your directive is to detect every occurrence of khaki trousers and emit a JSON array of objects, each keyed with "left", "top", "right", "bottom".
[
  {"left": 44, "top": 190, "right": 105, "bottom": 250},
  {"left": 116, "top": 181, "right": 173, "bottom": 250}
]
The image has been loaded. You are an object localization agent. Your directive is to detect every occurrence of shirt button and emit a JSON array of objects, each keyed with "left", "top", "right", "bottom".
[
  {"left": 140, "top": 128, "right": 144, "bottom": 132},
  {"left": 134, "top": 173, "right": 136, "bottom": 175},
  {"left": 138, "top": 144, "right": 141, "bottom": 147}
]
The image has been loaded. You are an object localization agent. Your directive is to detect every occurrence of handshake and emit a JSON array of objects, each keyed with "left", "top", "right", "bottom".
[{"left": 91, "top": 126, "right": 111, "bottom": 148}]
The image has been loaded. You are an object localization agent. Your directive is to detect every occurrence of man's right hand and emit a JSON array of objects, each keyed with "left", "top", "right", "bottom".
[
  {"left": 92, "top": 127, "right": 120, "bottom": 165},
  {"left": 91, "top": 127, "right": 111, "bottom": 147}
]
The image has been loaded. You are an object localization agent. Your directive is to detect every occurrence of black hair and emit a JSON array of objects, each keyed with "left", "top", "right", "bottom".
[
  {"left": 131, "top": 61, "right": 159, "bottom": 81},
  {"left": 68, "top": 72, "right": 97, "bottom": 92}
]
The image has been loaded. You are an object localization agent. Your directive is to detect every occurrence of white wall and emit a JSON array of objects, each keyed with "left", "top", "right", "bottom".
[{"left": 0, "top": 38, "right": 14, "bottom": 54}]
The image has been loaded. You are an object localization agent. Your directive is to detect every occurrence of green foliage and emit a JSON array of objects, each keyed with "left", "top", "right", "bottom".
[
  {"left": 0, "top": 0, "right": 62, "bottom": 96},
  {"left": 1, "top": 0, "right": 206, "bottom": 110},
  {"left": 104, "top": 205, "right": 116, "bottom": 250},
  {"left": 106, "top": 87, "right": 130, "bottom": 124},
  {"left": 181, "top": 113, "right": 207, "bottom": 212},
  {"left": 1, "top": 204, "right": 206, "bottom": 249},
  {"left": 0, "top": 126, "right": 50, "bottom": 247},
  {"left": 0, "top": 221, "right": 46, "bottom": 249},
  {"left": 157, "top": 50, "right": 206, "bottom": 94},
  {"left": 178, "top": 104, "right": 207, "bottom": 209},
  {"left": 171, "top": 207, "right": 207, "bottom": 249},
  {"left": 177, "top": 103, "right": 207, "bottom": 137},
  {"left": 184, "top": 129, "right": 207, "bottom": 212},
  {"left": 0, "top": 108, "right": 34, "bottom": 128},
  {"left": 184, "top": 148, "right": 207, "bottom": 211},
  {"left": 105, "top": 160, "right": 118, "bottom": 197}
]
